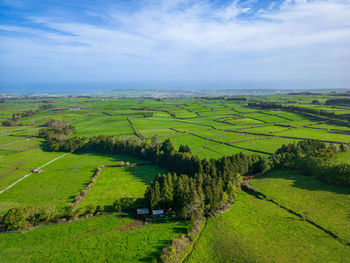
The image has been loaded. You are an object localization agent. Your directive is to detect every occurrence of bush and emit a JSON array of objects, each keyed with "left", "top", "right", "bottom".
[
  {"left": 64, "top": 205, "right": 81, "bottom": 220},
  {"left": 85, "top": 204, "right": 97, "bottom": 216},
  {"left": 114, "top": 197, "right": 136, "bottom": 212},
  {"left": 2, "top": 208, "right": 29, "bottom": 230}
]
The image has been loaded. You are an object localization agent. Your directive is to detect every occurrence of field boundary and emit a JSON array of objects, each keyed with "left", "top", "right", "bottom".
[
  {"left": 241, "top": 181, "right": 350, "bottom": 247},
  {"left": 127, "top": 117, "right": 145, "bottom": 140},
  {"left": 181, "top": 218, "right": 208, "bottom": 263},
  {"left": 188, "top": 132, "right": 272, "bottom": 155}
]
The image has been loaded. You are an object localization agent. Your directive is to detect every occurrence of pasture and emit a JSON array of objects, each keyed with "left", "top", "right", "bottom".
[
  {"left": 187, "top": 191, "right": 350, "bottom": 263},
  {"left": 0, "top": 94, "right": 349, "bottom": 263},
  {"left": 0, "top": 214, "right": 187, "bottom": 263}
]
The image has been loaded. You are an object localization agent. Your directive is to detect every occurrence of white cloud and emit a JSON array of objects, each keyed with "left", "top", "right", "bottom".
[{"left": 0, "top": 0, "right": 350, "bottom": 84}]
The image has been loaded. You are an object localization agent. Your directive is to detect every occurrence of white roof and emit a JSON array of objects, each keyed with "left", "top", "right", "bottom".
[
  {"left": 137, "top": 208, "right": 149, "bottom": 215},
  {"left": 152, "top": 209, "right": 164, "bottom": 215}
]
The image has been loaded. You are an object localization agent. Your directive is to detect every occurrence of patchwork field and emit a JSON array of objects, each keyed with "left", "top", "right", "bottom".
[{"left": 0, "top": 94, "right": 349, "bottom": 263}]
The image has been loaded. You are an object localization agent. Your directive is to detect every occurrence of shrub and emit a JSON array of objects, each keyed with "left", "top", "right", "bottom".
[
  {"left": 2, "top": 208, "right": 29, "bottom": 230},
  {"left": 85, "top": 204, "right": 97, "bottom": 216},
  {"left": 64, "top": 205, "right": 81, "bottom": 220},
  {"left": 114, "top": 197, "right": 136, "bottom": 212}
]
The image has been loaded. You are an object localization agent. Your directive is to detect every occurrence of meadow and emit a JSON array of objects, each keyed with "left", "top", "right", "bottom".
[
  {"left": 0, "top": 214, "right": 187, "bottom": 263},
  {"left": 80, "top": 165, "right": 165, "bottom": 209},
  {"left": 187, "top": 191, "right": 350, "bottom": 263},
  {"left": 0, "top": 93, "right": 349, "bottom": 262}
]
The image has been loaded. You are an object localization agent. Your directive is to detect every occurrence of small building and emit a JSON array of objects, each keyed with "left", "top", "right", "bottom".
[
  {"left": 137, "top": 208, "right": 149, "bottom": 217},
  {"left": 152, "top": 209, "right": 164, "bottom": 217}
]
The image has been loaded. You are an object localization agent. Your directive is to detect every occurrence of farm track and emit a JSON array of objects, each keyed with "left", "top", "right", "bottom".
[
  {"left": 0, "top": 153, "right": 70, "bottom": 195},
  {"left": 0, "top": 138, "right": 31, "bottom": 146},
  {"left": 241, "top": 182, "right": 350, "bottom": 247}
]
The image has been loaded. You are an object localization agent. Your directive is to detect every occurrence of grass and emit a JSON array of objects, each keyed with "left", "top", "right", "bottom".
[
  {"left": 231, "top": 137, "right": 301, "bottom": 154},
  {"left": 0, "top": 148, "right": 66, "bottom": 168},
  {"left": 80, "top": 165, "right": 165, "bottom": 209},
  {"left": 0, "top": 168, "right": 95, "bottom": 214},
  {"left": 1, "top": 95, "right": 350, "bottom": 262},
  {"left": 187, "top": 191, "right": 350, "bottom": 263},
  {"left": 276, "top": 127, "right": 350, "bottom": 142},
  {"left": 0, "top": 214, "right": 187, "bottom": 263},
  {"left": 337, "top": 151, "right": 350, "bottom": 163},
  {"left": 44, "top": 152, "right": 138, "bottom": 169},
  {"left": 0, "top": 138, "right": 42, "bottom": 151},
  {"left": 250, "top": 169, "right": 350, "bottom": 242},
  {"left": 0, "top": 168, "right": 33, "bottom": 190}
]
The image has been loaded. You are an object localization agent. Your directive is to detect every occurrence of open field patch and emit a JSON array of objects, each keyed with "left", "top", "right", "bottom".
[
  {"left": 231, "top": 138, "right": 301, "bottom": 154},
  {"left": 0, "top": 168, "right": 95, "bottom": 214},
  {"left": 250, "top": 170, "right": 350, "bottom": 242},
  {"left": 0, "top": 214, "right": 187, "bottom": 263},
  {"left": 80, "top": 165, "right": 164, "bottom": 209},
  {"left": 187, "top": 191, "right": 350, "bottom": 263},
  {"left": 276, "top": 127, "right": 350, "bottom": 143}
]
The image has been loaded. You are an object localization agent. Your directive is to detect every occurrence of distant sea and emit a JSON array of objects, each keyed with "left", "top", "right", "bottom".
[{"left": 1, "top": 81, "right": 349, "bottom": 95}]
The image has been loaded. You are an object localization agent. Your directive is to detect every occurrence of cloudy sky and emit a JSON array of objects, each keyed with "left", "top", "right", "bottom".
[{"left": 0, "top": 0, "right": 349, "bottom": 91}]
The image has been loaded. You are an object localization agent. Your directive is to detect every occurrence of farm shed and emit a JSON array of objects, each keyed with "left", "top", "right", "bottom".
[
  {"left": 137, "top": 208, "right": 149, "bottom": 217},
  {"left": 152, "top": 209, "right": 164, "bottom": 217}
]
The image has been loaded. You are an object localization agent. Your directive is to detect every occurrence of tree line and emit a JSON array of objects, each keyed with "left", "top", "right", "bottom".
[{"left": 325, "top": 98, "right": 350, "bottom": 106}]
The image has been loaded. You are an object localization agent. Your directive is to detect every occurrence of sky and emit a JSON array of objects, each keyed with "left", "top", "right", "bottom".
[{"left": 0, "top": 0, "right": 350, "bottom": 92}]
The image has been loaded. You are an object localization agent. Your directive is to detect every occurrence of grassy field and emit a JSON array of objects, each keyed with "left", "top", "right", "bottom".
[
  {"left": 337, "top": 151, "right": 350, "bottom": 163},
  {"left": 0, "top": 168, "right": 95, "bottom": 214},
  {"left": 1, "top": 95, "right": 350, "bottom": 263},
  {"left": 80, "top": 165, "right": 165, "bottom": 209},
  {"left": 187, "top": 191, "right": 350, "bottom": 263},
  {"left": 250, "top": 170, "right": 350, "bottom": 242},
  {"left": 0, "top": 214, "right": 187, "bottom": 263}
]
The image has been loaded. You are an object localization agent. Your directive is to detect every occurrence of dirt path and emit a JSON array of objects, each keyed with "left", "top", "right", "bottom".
[
  {"left": 0, "top": 153, "right": 70, "bottom": 194},
  {"left": 0, "top": 138, "right": 31, "bottom": 147}
]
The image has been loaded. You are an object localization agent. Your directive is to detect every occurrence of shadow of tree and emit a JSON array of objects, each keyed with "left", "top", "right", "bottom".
[{"left": 253, "top": 169, "right": 350, "bottom": 196}]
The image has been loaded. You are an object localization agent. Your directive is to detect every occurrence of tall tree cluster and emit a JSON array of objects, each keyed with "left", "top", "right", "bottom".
[{"left": 270, "top": 140, "right": 350, "bottom": 186}]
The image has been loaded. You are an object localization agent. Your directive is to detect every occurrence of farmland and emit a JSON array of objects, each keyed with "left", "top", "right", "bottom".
[{"left": 0, "top": 92, "right": 349, "bottom": 262}]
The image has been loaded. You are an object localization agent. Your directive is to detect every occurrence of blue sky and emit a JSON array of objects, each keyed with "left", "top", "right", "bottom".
[{"left": 0, "top": 0, "right": 350, "bottom": 91}]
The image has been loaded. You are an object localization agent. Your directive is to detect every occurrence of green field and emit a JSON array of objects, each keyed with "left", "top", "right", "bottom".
[
  {"left": 187, "top": 191, "right": 350, "bottom": 263},
  {"left": 250, "top": 170, "right": 350, "bottom": 242},
  {"left": 80, "top": 165, "right": 165, "bottom": 209},
  {"left": 1, "top": 94, "right": 350, "bottom": 263},
  {"left": 0, "top": 214, "right": 187, "bottom": 263}
]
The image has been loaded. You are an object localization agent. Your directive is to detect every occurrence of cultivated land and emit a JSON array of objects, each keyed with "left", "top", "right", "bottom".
[{"left": 0, "top": 92, "right": 349, "bottom": 262}]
